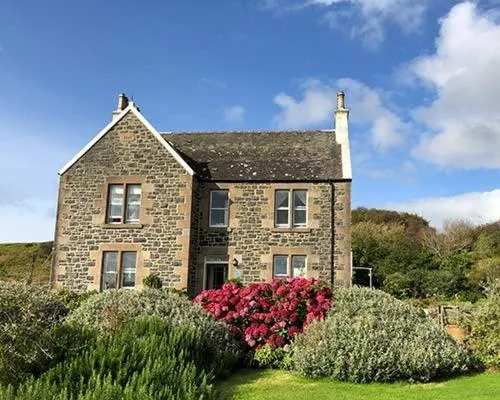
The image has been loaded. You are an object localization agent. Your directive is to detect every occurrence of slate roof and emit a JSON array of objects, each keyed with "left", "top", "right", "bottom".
[{"left": 162, "top": 130, "right": 344, "bottom": 181}]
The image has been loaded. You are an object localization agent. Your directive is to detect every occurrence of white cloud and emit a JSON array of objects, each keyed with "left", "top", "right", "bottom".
[
  {"left": 273, "top": 78, "right": 407, "bottom": 149},
  {"left": 387, "top": 189, "right": 500, "bottom": 229},
  {"left": 223, "top": 105, "right": 245, "bottom": 123},
  {"left": 410, "top": 2, "right": 500, "bottom": 169},
  {"left": 308, "top": 0, "right": 427, "bottom": 48},
  {"left": 259, "top": 0, "right": 428, "bottom": 47}
]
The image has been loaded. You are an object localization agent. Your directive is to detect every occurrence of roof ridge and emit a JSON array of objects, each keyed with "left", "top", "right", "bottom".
[{"left": 161, "top": 129, "right": 335, "bottom": 135}]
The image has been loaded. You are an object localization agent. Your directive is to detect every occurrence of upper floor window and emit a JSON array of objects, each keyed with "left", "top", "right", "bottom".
[
  {"left": 107, "top": 184, "right": 141, "bottom": 224},
  {"left": 275, "top": 189, "right": 307, "bottom": 228},
  {"left": 273, "top": 255, "right": 307, "bottom": 278},
  {"left": 209, "top": 190, "right": 229, "bottom": 227},
  {"left": 101, "top": 250, "right": 137, "bottom": 291}
]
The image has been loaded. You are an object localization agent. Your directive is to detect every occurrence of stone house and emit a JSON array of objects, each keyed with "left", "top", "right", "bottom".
[{"left": 51, "top": 92, "right": 352, "bottom": 295}]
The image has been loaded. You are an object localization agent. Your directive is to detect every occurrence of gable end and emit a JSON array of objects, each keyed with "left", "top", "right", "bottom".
[{"left": 58, "top": 104, "right": 194, "bottom": 176}]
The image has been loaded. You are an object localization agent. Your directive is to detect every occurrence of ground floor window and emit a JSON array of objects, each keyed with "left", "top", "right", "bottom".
[
  {"left": 101, "top": 251, "right": 137, "bottom": 291},
  {"left": 273, "top": 254, "right": 307, "bottom": 278},
  {"left": 205, "top": 260, "right": 228, "bottom": 290}
]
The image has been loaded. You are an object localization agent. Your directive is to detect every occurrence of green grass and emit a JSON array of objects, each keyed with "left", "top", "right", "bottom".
[
  {"left": 0, "top": 242, "right": 52, "bottom": 284},
  {"left": 218, "top": 369, "right": 500, "bottom": 400}
]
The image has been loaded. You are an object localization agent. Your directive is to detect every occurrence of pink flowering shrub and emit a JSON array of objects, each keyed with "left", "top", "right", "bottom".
[{"left": 193, "top": 278, "right": 333, "bottom": 350}]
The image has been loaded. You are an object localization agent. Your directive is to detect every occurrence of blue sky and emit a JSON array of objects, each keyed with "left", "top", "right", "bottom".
[{"left": 0, "top": 0, "right": 499, "bottom": 242}]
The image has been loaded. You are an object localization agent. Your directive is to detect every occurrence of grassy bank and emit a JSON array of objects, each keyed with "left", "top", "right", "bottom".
[
  {"left": 0, "top": 242, "right": 52, "bottom": 284},
  {"left": 218, "top": 369, "right": 500, "bottom": 400}
]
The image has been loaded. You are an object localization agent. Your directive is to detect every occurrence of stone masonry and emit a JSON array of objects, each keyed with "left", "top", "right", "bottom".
[{"left": 52, "top": 112, "right": 193, "bottom": 292}]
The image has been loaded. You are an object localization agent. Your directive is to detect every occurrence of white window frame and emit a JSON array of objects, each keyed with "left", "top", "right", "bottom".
[
  {"left": 292, "top": 190, "right": 308, "bottom": 228},
  {"left": 272, "top": 254, "right": 307, "bottom": 278},
  {"left": 275, "top": 190, "right": 291, "bottom": 228},
  {"left": 209, "top": 190, "right": 229, "bottom": 228},
  {"left": 101, "top": 250, "right": 138, "bottom": 291},
  {"left": 125, "top": 185, "right": 141, "bottom": 224},
  {"left": 274, "top": 189, "right": 308, "bottom": 228},
  {"left": 273, "top": 255, "right": 289, "bottom": 278},
  {"left": 106, "top": 183, "right": 142, "bottom": 224},
  {"left": 291, "top": 255, "right": 307, "bottom": 278}
]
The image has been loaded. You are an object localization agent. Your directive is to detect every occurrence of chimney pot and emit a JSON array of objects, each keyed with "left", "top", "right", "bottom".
[
  {"left": 118, "top": 93, "right": 129, "bottom": 111},
  {"left": 337, "top": 91, "right": 345, "bottom": 110},
  {"left": 112, "top": 93, "right": 129, "bottom": 120}
]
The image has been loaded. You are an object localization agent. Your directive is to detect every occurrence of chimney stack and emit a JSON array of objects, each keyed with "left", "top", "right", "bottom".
[
  {"left": 334, "top": 90, "right": 351, "bottom": 179},
  {"left": 112, "top": 93, "right": 129, "bottom": 120}
]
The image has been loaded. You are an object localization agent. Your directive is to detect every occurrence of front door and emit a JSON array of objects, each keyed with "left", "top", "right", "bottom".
[{"left": 206, "top": 263, "right": 228, "bottom": 290}]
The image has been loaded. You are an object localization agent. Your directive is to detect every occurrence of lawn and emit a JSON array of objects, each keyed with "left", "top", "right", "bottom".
[{"left": 218, "top": 369, "right": 500, "bottom": 400}]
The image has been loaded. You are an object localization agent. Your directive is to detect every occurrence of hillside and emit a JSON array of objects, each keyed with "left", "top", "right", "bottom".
[{"left": 0, "top": 242, "right": 52, "bottom": 284}]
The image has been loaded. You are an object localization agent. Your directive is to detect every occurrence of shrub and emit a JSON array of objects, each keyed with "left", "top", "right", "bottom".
[
  {"left": 293, "top": 286, "right": 475, "bottom": 382},
  {"left": 194, "top": 278, "right": 333, "bottom": 351},
  {"left": 0, "top": 283, "right": 72, "bottom": 386},
  {"left": 66, "top": 288, "right": 240, "bottom": 374},
  {"left": 53, "top": 288, "right": 98, "bottom": 311},
  {"left": 464, "top": 279, "right": 500, "bottom": 367},
  {"left": 0, "top": 316, "right": 223, "bottom": 399},
  {"left": 253, "top": 344, "right": 293, "bottom": 370},
  {"left": 143, "top": 273, "right": 163, "bottom": 289}
]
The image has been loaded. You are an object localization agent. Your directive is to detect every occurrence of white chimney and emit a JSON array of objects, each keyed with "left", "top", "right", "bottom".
[
  {"left": 334, "top": 91, "right": 352, "bottom": 179},
  {"left": 112, "top": 93, "right": 129, "bottom": 120}
]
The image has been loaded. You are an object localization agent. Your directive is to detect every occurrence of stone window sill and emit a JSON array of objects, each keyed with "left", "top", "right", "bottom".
[
  {"left": 271, "top": 227, "right": 312, "bottom": 233},
  {"left": 101, "top": 223, "right": 144, "bottom": 229}
]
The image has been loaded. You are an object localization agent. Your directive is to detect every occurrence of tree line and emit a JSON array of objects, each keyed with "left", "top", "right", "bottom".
[{"left": 352, "top": 208, "right": 500, "bottom": 301}]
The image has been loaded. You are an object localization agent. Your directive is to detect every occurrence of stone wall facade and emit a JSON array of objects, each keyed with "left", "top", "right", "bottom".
[
  {"left": 52, "top": 111, "right": 352, "bottom": 294},
  {"left": 190, "top": 181, "right": 351, "bottom": 294},
  {"left": 52, "top": 112, "right": 193, "bottom": 292}
]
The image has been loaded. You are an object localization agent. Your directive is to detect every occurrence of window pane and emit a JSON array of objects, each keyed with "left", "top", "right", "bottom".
[
  {"left": 276, "top": 210, "right": 289, "bottom": 226},
  {"left": 210, "top": 209, "right": 227, "bottom": 227},
  {"left": 101, "top": 251, "right": 118, "bottom": 290},
  {"left": 121, "top": 252, "right": 137, "bottom": 288},
  {"left": 211, "top": 191, "right": 228, "bottom": 209},
  {"left": 107, "top": 185, "right": 123, "bottom": 223},
  {"left": 293, "top": 190, "right": 307, "bottom": 208},
  {"left": 273, "top": 256, "right": 288, "bottom": 278},
  {"left": 276, "top": 191, "right": 289, "bottom": 209},
  {"left": 292, "top": 255, "right": 306, "bottom": 278},
  {"left": 125, "top": 185, "right": 141, "bottom": 224},
  {"left": 293, "top": 210, "right": 307, "bottom": 226},
  {"left": 293, "top": 190, "right": 307, "bottom": 226}
]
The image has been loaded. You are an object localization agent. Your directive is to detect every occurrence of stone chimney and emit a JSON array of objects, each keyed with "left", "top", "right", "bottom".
[
  {"left": 334, "top": 91, "right": 349, "bottom": 142},
  {"left": 334, "top": 91, "right": 352, "bottom": 179},
  {"left": 112, "top": 93, "right": 129, "bottom": 120}
]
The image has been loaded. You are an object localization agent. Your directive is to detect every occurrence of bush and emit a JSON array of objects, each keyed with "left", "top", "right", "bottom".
[
  {"left": 0, "top": 283, "right": 72, "bottom": 386},
  {"left": 292, "top": 286, "right": 475, "bottom": 382},
  {"left": 253, "top": 344, "right": 293, "bottom": 370},
  {"left": 464, "top": 279, "right": 500, "bottom": 367},
  {"left": 53, "top": 288, "right": 98, "bottom": 311},
  {"left": 0, "top": 316, "right": 224, "bottom": 399},
  {"left": 142, "top": 274, "right": 162, "bottom": 289},
  {"left": 66, "top": 288, "right": 240, "bottom": 374},
  {"left": 194, "top": 278, "right": 333, "bottom": 351}
]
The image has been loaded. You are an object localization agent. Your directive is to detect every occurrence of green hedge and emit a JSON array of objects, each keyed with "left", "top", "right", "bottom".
[
  {"left": 293, "top": 286, "right": 476, "bottom": 382},
  {"left": 0, "top": 316, "right": 223, "bottom": 399}
]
